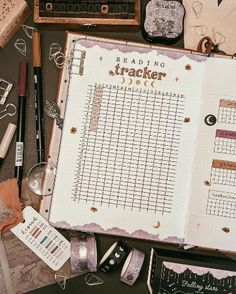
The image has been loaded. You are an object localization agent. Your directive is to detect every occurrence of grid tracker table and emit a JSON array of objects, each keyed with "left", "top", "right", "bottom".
[
  {"left": 214, "top": 129, "right": 236, "bottom": 155},
  {"left": 71, "top": 84, "right": 185, "bottom": 215},
  {"left": 211, "top": 160, "right": 236, "bottom": 187},
  {"left": 218, "top": 99, "right": 236, "bottom": 124},
  {"left": 206, "top": 190, "right": 236, "bottom": 219}
]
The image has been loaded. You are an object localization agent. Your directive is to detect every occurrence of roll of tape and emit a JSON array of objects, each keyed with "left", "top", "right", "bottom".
[
  {"left": 87, "top": 235, "right": 97, "bottom": 272},
  {"left": 120, "top": 248, "right": 145, "bottom": 286},
  {"left": 70, "top": 235, "right": 97, "bottom": 273},
  {"left": 99, "top": 240, "right": 129, "bottom": 273}
]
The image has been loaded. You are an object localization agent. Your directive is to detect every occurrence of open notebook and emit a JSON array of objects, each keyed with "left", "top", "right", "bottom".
[{"left": 44, "top": 33, "right": 236, "bottom": 252}]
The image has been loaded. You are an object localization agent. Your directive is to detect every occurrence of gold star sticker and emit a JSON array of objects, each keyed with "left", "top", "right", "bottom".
[
  {"left": 70, "top": 127, "right": 77, "bottom": 134},
  {"left": 175, "top": 77, "right": 179, "bottom": 82},
  {"left": 100, "top": 56, "right": 103, "bottom": 61},
  {"left": 185, "top": 64, "right": 192, "bottom": 71}
]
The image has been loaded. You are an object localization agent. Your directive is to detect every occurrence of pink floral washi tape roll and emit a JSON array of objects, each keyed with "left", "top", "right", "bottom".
[{"left": 120, "top": 248, "right": 145, "bottom": 286}]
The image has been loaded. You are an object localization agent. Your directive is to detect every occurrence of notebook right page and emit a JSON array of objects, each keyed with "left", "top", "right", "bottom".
[{"left": 186, "top": 56, "right": 236, "bottom": 252}]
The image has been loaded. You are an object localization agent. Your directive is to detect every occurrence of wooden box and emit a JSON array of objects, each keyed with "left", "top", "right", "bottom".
[{"left": 34, "top": 0, "right": 141, "bottom": 30}]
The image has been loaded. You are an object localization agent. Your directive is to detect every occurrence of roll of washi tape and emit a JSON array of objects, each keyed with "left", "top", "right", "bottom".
[
  {"left": 87, "top": 235, "right": 97, "bottom": 272},
  {"left": 120, "top": 249, "right": 145, "bottom": 286},
  {"left": 70, "top": 235, "right": 97, "bottom": 273},
  {"left": 99, "top": 240, "right": 129, "bottom": 273}
]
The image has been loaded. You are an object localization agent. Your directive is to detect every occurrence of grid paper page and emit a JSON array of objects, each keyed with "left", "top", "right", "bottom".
[
  {"left": 72, "top": 84, "right": 184, "bottom": 214},
  {"left": 49, "top": 36, "right": 206, "bottom": 241}
]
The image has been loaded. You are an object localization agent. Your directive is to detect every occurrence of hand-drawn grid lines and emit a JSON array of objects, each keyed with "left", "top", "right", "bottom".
[
  {"left": 72, "top": 84, "right": 185, "bottom": 215},
  {"left": 206, "top": 190, "right": 236, "bottom": 219},
  {"left": 214, "top": 130, "right": 236, "bottom": 155},
  {"left": 218, "top": 99, "right": 236, "bottom": 124},
  {"left": 211, "top": 165, "right": 236, "bottom": 187}
]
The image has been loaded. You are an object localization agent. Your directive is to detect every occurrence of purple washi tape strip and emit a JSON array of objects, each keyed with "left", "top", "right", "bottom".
[
  {"left": 70, "top": 235, "right": 97, "bottom": 273},
  {"left": 120, "top": 248, "right": 145, "bottom": 286},
  {"left": 216, "top": 129, "right": 236, "bottom": 140}
]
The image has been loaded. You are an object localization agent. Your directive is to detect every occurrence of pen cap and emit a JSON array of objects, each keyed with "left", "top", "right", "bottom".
[
  {"left": 32, "top": 31, "right": 42, "bottom": 67},
  {"left": 18, "top": 61, "right": 27, "bottom": 97},
  {"left": 0, "top": 123, "right": 17, "bottom": 159}
]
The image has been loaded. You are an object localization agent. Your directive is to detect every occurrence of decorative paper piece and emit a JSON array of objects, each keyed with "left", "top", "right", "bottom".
[
  {"left": 0, "top": 178, "right": 23, "bottom": 232},
  {"left": 3, "top": 230, "right": 56, "bottom": 294},
  {"left": 159, "top": 262, "right": 236, "bottom": 293},
  {"left": 0, "top": 236, "right": 14, "bottom": 294},
  {"left": 0, "top": 179, "right": 77, "bottom": 294},
  {"left": 0, "top": 0, "right": 31, "bottom": 48},
  {"left": 11, "top": 206, "right": 71, "bottom": 271},
  {"left": 183, "top": 0, "right": 236, "bottom": 54},
  {"left": 14, "top": 39, "right": 26, "bottom": 56},
  {"left": 148, "top": 248, "right": 236, "bottom": 294}
]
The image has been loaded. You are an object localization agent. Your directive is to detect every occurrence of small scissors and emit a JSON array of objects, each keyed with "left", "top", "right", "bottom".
[{"left": 0, "top": 103, "right": 17, "bottom": 120}]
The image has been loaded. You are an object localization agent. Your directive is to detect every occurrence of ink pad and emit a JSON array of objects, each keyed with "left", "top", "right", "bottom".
[{"left": 142, "top": 0, "right": 185, "bottom": 44}]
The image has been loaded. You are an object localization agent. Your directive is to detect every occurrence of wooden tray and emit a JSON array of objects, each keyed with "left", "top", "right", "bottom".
[{"left": 34, "top": 0, "right": 141, "bottom": 30}]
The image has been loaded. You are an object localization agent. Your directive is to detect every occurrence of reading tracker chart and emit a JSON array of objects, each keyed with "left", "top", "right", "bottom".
[
  {"left": 72, "top": 85, "right": 184, "bottom": 215},
  {"left": 49, "top": 35, "right": 206, "bottom": 241}
]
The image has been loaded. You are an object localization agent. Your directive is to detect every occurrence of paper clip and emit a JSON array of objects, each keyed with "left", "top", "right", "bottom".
[
  {"left": 192, "top": 1, "right": 203, "bottom": 19},
  {"left": 0, "top": 78, "right": 13, "bottom": 105},
  {"left": 85, "top": 273, "right": 104, "bottom": 286},
  {"left": 54, "top": 52, "right": 66, "bottom": 69},
  {"left": 0, "top": 103, "right": 17, "bottom": 120},
  {"left": 21, "top": 25, "right": 37, "bottom": 39},
  {"left": 212, "top": 28, "right": 226, "bottom": 45},
  {"left": 54, "top": 271, "right": 66, "bottom": 290},
  {"left": 14, "top": 39, "right": 26, "bottom": 56},
  {"left": 49, "top": 43, "right": 61, "bottom": 60}
]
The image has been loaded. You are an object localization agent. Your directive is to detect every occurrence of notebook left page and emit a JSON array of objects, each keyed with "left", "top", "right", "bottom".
[{"left": 49, "top": 35, "right": 206, "bottom": 242}]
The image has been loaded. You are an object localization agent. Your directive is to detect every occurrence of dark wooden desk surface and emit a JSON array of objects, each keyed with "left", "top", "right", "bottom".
[{"left": 0, "top": 1, "right": 192, "bottom": 294}]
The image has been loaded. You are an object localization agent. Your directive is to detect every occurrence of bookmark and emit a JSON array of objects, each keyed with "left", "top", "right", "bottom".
[{"left": 11, "top": 206, "right": 71, "bottom": 271}]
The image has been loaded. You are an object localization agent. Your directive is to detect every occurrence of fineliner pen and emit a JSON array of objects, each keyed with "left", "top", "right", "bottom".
[
  {"left": 0, "top": 123, "right": 16, "bottom": 167},
  {"left": 33, "top": 31, "right": 45, "bottom": 163},
  {"left": 15, "top": 61, "right": 27, "bottom": 189}
]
